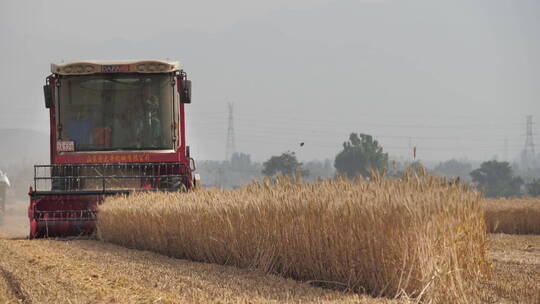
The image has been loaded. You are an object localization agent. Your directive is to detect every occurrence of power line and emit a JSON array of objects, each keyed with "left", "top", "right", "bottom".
[
  {"left": 188, "top": 108, "right": 528, "bottom": 130},
  {"left": 187, "top": 107, "right": 538, "bottom": 160},
  {"left": 190, "top": 122, "right": 529, "bottom": 145},
  {"left": 197, "top": 133, "right": 529, "bottom": 152}
]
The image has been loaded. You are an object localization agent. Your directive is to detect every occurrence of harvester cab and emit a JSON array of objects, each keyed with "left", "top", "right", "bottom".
[{"left": 29, "top": 60, "right": 196, "bottom": 238}]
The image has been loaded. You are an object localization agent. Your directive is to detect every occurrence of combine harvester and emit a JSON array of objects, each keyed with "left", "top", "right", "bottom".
[{"left": 29, "top": 60, "right": 198, "bottom": 238}]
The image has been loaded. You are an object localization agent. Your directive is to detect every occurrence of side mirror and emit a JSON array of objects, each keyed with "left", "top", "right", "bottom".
[
  {"left": 181, "top": 80, "right": 191, "bottom": 104},
  {"left": 43, "top": 84, "right": 53, "bottom": 108}
]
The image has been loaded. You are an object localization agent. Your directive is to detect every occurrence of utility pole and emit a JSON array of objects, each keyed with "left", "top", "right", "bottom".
[
  {"left": 522, "top": 115, "right": 536, "bottom": 169},
  {"left": 225, "top": 102, "right": 236, "bottom": 161}
]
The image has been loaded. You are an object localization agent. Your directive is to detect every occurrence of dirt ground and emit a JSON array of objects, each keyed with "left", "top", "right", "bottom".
[
  {"left": 0, "top": 239, "right": 401, "bottom": 304},
  {"left": 483, "top": 234, "right": 540, "bottom": 303},
  {"left": 0, "top": 204, "right": 539, "bottom": 304},
  {"left": 0, "top": 205, "right": 402, "bottom": 304},
  {"left": 0, "top": 203, "right": 27, "bottom": 238}
]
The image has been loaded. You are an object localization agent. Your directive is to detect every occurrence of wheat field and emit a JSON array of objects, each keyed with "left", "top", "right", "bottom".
[
  {"left": 97, "top": 174, "right": 490, "bottom": 303},
  {"left": 483, "top": 197, "right": 540, "bottom": 234}
]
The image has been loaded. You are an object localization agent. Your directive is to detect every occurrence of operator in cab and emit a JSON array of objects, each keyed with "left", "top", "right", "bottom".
[
  {"left": 139, "top": 83, "right": 162, "bottom": 148},
  {"left": 126, "top": 81, "right": 162, "bottom": 149}
]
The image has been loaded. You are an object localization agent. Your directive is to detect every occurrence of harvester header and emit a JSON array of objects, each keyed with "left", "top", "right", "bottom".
[{"left": 51, "top": 59, "right": 181, "bottom": 75}]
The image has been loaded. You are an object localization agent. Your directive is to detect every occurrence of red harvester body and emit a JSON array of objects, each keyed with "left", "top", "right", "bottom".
[{"left": 29, "top": 60, "right": 196, "bottom": 238}]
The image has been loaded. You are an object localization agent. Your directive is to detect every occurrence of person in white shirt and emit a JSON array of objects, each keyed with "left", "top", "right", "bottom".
[{"left": 0, "top": 170, "right": 10, "bottom": 215}]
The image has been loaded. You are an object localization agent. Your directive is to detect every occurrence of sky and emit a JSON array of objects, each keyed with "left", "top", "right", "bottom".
[{"left": 1, "top": 0, "right": 539, "bottom": 163}]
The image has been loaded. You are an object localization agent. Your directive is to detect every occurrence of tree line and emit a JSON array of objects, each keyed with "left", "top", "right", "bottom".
[{"left": 261, "top": 132, "right": 540, "bottom": 198}]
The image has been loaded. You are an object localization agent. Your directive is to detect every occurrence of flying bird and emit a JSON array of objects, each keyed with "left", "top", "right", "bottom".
[{"left": 300, "top": 142, "right": 305, "bottom": 147}]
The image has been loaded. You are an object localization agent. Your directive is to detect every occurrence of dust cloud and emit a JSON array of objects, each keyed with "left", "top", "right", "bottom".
[{"left": 0, "top": 203, "right": 28, "bottom": 238}]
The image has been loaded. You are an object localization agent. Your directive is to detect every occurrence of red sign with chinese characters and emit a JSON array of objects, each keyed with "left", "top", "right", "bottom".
[{"left": 85, "top": 154, "right": 151, "bottom": 163}]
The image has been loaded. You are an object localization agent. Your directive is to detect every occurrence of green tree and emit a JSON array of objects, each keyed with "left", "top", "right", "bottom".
[
  {"left": 470, "top": 160, "right": 523, "bottom": 198},
  {"left": 262, "top": 151, "right": 308, "bottom": 177},
  {"left": 526, "top": 179, "right": 540, "bottom": 197},
  {"left": 334, "top": 133, "right": 388, "bottom": 178}
]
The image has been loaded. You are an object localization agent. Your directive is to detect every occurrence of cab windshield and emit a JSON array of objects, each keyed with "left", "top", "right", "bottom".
[{"left": 57, "top": 73, "right": 175, "bottom": 151}]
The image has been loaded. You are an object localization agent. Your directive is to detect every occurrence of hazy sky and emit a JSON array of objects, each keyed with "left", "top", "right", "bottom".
[{"left": 1, "top": 0, "right": 539, "bottom": 162}]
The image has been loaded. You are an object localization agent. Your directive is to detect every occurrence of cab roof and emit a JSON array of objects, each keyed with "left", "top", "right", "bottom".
[{"left": 51, "top": 59, "right": 181, "bottom": 75}]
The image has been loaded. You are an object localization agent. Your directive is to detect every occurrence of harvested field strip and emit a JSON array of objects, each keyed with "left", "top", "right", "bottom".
[
  {"left": 0, "top": 235, "right": 537, "bottom": 303},
  {"left": 484, "top": 198, "right": 540, "bottom": 234},
  {"left": 483, "top": 234, "right": 540, "bottom": 303},
  {"left": 0, "top": 266, "right": 28, "bottom": 303},
  {"left": 0, "top": 265, "right": 25, "bottom": 304},
  {"left": 98, "top": 175, "right": 490, "bottom": 303},
  {"left": 0, "top": 238, "right": 403, "bottom": 304}
]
